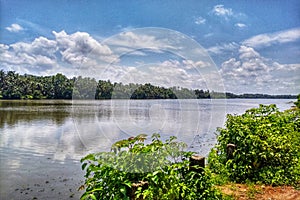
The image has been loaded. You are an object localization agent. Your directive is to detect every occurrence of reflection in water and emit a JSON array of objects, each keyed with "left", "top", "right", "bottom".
[
  {"left": 0, "top": 99, "right": 294, "bottom": 199},
  {"left": 0, "top": 99, "right": 294, "bottom": 161},
  {"left": 0, "top": 100, "right": 72, "bottom": 128},
  {"left": 0, "top": 109, "right": 69, "bottom": 128}
]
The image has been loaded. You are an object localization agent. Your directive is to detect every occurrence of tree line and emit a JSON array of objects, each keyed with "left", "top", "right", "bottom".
[{"left": 0, "top": 70, "right": 296, "bottom": 100}]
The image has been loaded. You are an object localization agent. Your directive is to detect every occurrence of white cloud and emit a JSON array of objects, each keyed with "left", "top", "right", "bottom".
[
  {"left": 11, "top": 36, "right": 57, "bottom": 57},
  {"left": 103, "top": 59, "right": 217, "bottom": 90},
  {"left": 182, "top": 60, "right": 212, "bottom": 69},
  {"left": 103, "top": 28, "right": 212, "bottom": 67},
  {"left": 212, "top": 5, "right": 233, "bottom": 17},
  {"left": 238, "top": 45, "right": 261, "bottom": 60},
  {"left": 0, "top": 30, "right": 119, "bottom": 76},
  {"left": 207, "top": 42, "right": 239, "bottom": 55},
  {"left": 0, "top": 28, "right": 223, "bottom": 92},
  {"left": 195, "top": 17, "right": 206, "bottom": 25},
  {"left": 211, "top": 4, "right": 246, "bottom": 23},
  {"left": 242, "top": 28, "right": 300, "bottom": 48},
  {"left": 105, "top": 31, "right": 174, "bottom": 55},
  {"left": 1, "top": 36, "right": 58, "bottom": 74},
  {"left": 106, "top": 62, "right": 179, "bottom": 85},
  {"left": 220, "top": 45, "right": 300, "bottom": 94},
  {"left": 5, "top": 23, "right": 24, "bottom": 33},
  {"left": 235, "top": 23, "right": 246, "bottom": 28},
  {"left": 0, "top": 44, "right": 9, "bottom": 51},
  {"left": 53, "top": 30, "right": 118, "bottom": 65}
]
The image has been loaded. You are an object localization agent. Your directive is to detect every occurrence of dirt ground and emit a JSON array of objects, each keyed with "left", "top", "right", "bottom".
[{"left": 218, "top": 184, "right": 300, "bottom": 200}]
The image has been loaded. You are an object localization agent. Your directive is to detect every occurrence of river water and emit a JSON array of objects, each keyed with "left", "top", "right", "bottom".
[{"left": 0, "top": 99, "right": 294, "bottom": 199}]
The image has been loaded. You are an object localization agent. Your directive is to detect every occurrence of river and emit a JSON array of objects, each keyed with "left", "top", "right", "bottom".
[{"left": 0, "top": 99, "right": 294, "bottom": 199}]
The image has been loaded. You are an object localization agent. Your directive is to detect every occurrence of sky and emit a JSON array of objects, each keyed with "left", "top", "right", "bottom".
[{"left": 0, "top": 0, "right": 299, "bottom": 95}]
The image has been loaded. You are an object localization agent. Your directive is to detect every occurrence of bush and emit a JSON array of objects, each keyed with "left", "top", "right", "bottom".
[
  {"left": 209, "top": 104, "right": 300, "bottom": 186},
  {"left": 81, "top": 134, "right": 222, "bottom": 200},
  {"left": 294, "top": 94, "right": 300, "bottom": 109}
]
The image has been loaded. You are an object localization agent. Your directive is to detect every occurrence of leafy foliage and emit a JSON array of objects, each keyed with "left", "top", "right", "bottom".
[
  {"left": 209, "top": 104, "right": 300, "bottom": 186},
  {"left": 81, "top": 134, "right": 222, "bottom": 200},
  {"left": 294, "top": 94, "right": 300, "bottom": 109},
  {"left": 130, "top": 83, "right": 177, "bottom": 99}
]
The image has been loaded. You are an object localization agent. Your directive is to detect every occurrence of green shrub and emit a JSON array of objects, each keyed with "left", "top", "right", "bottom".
[
  {"left": 209, "top": 104, "right": 300, "bottom": 186},
  {"left": 294, "top": 94, "right": 300, "bottom": 109},
  {"left": 81, "top": 134, "right": 222, "bottom": 200}
]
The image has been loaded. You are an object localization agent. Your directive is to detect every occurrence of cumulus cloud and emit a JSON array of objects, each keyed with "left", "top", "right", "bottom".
[
  {"left": 5, "top": 23, "right": 24, "bottom": 33},
  {"left": 1, "top": 36, "right": 58, "bottom": 73},
  {"left": 11, "top": 37, "right": 57, "bottom": 57},
  {"left": 53, "top": 30, "right": 118, "bottom": 65},
  {"left": 0, "top": 31, "right": 119, "bottom": 76},
  {"left": 220, "top": 45, "right": 300, "bottom": 94},
  {"left": 242, "top": 28, "right": 300, "bottom": 48},
  {"left": 221, "top": 46, "right": 269, "bottom": 77},
  {"left": 150, "top": 60, "right": 222, "bottom": 91}
]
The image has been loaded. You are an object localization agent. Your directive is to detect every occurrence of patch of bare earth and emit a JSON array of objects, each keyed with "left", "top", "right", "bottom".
[{"left": 218, "top": 184, "right": 300, "bottom": 200}]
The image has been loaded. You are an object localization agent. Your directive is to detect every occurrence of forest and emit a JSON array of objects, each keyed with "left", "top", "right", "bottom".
[{"left": 0, "top": 70, "right": 296, "bottom": 100}]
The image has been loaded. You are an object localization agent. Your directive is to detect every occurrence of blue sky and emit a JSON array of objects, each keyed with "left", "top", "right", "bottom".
[{"left": 1, "top": 0, "right": 299, "bottom": 94}]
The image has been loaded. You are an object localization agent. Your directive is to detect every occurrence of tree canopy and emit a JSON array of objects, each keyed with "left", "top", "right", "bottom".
[{"left": 0, "top": 70, "right": 297, "bottom": 100}]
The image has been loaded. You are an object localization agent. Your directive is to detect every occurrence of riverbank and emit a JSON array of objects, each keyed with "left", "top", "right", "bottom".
[{"left": 218, "top": 183, "right": 300, "bottom": 200}]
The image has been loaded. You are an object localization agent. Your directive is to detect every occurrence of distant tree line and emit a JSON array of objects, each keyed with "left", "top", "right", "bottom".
[{"left": 0, "top": 70, "right": 296, "bottom": 100}]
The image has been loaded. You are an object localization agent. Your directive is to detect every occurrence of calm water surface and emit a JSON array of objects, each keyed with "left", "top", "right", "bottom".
[{"left": 0, "top": 99, "right": 294, "bottom": 199}]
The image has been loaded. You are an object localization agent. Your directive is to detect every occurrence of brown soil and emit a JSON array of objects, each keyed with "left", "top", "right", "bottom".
[{"left": 218, "top": 184, "right": 300, "bottom": 200}]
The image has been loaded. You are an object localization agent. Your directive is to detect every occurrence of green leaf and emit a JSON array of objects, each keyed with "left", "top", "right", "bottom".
[
  {"left": 120, "top": 187, "right": 126, "bottom": 196},
  {"left": 123, "top": 181, "right": 132, "bottom": 188},
  {"left": 81, "top": 163, "right": 88, "bottom": 170},
  {"left": 89, "top": 194, "right": 97, "bottom": 200}
]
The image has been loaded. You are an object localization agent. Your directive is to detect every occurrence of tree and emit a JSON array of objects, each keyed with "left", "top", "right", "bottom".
[
  {"left": 73, "top": 76, "right": 97, "bottom": 99},
  {"left": 95, "top": 80, "right": 113, "bottom": 99},
  {"left": 52, "top": 73, "right": 73, "bottom": 99}
]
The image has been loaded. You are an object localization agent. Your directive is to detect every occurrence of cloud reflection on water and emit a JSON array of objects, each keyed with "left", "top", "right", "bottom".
[{"left": 0, "top": 99, "right": 226, "bottom": 167}]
